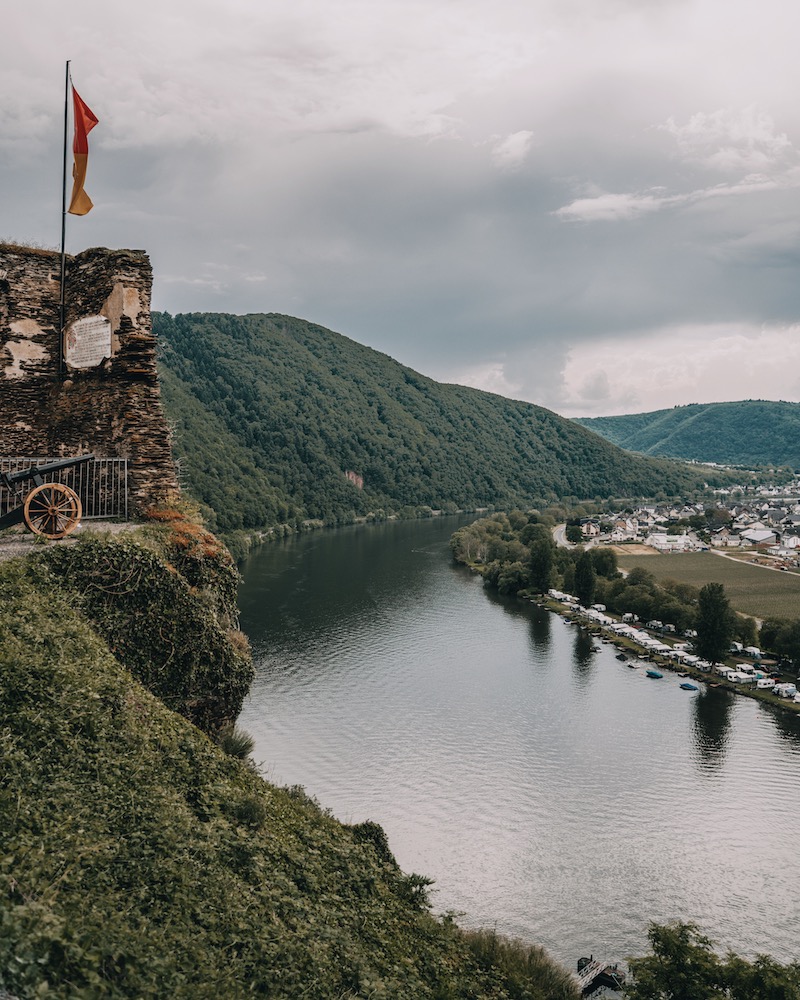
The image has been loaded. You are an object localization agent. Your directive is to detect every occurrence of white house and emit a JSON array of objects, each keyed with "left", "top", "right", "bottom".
[
  {"left": 610, "top": 518, "right": 639, "bottom": 542},
  {"left": 710, "top": 527, "right": 740, "bottom": 548},
  {"left": 644, "top": 532, "right": 703, "bottom": 552}
]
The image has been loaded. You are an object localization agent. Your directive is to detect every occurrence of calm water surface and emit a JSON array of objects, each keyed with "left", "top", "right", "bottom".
[{"left": 238, "top": 517, "right": 800, "bottom": 966}]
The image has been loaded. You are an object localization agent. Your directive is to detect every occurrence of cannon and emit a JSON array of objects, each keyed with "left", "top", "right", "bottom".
[{"left": 0, "top": 454, "right": 94, "bottom": 539}]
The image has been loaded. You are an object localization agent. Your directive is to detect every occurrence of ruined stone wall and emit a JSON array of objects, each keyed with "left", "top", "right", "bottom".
[{"left": 0, "top": 244, "right": 178, "bottom": 511}]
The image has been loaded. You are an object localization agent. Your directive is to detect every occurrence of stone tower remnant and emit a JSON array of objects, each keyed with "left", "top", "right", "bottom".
[{"left": 0, "top": 243, "right": 178, "bottom": 512}]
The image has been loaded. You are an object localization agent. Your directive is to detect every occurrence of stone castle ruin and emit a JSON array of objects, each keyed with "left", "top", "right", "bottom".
[{"left": 0, "top": 243, "right": 178, "bottom": 514}]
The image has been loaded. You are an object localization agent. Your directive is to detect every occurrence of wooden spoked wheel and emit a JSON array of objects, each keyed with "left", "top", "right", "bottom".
[{"left": 23, "top": 483, "right": 82, "bottom": 539}]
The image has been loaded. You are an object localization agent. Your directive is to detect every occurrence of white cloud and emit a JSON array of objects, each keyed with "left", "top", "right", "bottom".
[
  {"left": 489, "top": 131, "right": 534, "bottom": 170},
  {"left": 554, "top": 169, "right": 800, "bottom": 223},
  {"left": 555, "top": 104, "right": 800, "bottom": 224},
  {"left": 558, "top": 323, "right": 800, "bottom": 417},
  {"left": 660, "top": 107, "right": 793, "bottom": 173},
  {"left": 448, "top": 362, "right": 524, "bottom": 400},
  {"left": 554, "top": 190, "right": 667, "bottom": 222}
]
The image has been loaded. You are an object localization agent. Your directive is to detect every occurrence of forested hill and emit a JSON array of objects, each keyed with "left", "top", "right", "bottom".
[
  {"left": 574, "top": 400, "right": 800, "bottom": 468},
  {"left": 154, "top": 312, "right": 711, "bottom": 532}
]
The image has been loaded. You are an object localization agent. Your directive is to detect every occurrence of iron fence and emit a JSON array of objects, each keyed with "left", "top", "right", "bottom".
[{"left": 0, "top": 456, "right": 129, "bottom": 521}]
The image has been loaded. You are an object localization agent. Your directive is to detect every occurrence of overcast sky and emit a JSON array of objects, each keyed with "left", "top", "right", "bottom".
[{"left": 4, "top": 0, "right": 800, "bottom": 416}]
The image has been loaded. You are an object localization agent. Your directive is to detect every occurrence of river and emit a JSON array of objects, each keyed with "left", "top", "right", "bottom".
[{"left": 237, "top": 515, "right": 800, "bottom": 967}]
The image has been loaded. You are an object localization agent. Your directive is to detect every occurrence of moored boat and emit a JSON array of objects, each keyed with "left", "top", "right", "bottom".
[
  {"left": 680, "top": 682, "right": 699, "bottom": 691},
  {"left": 646, "top": 669, "right": 663, "bottom": 679}
]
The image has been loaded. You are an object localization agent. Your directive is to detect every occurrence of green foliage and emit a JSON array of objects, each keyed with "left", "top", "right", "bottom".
[
  {"left": 695, "top": 583, "right": 737, "bottom": 664},
  {"left": 217, "top": 723, "right": 256, "bottom": 760},
  {"left": 462, "top": 928, "right": 580, "bottom": 1000},
  {"left": 590, "top": 546, "right": 619, "bottom": 579},
  {"left": 0, "top": 553, "right": 572, "bottom": 999},
  {"left": 154, "top": 311, "right": 709, "bottom": 532},
  {"left": 497, "top": 561, "right": 530, "bottom": 595},
  {"left": 575, "top": 399, "right": 800, "bottom": 468},
  {"left": 30, "top": 532, "right": 252, "bottom": 734},
  {"left": 734, "top": 614, "right": 759, "bottom": 648},
  {"left": 574, "top": 550, "right": 597, "bottom": 607},
  {"left": 625, "top": 921, "right": 800, "bottom": 999},
  {"left": 625, "top": 922, "right": 729, "bottom": 999},
  {"left": 528, "top": 537, "right": 554, "bottom": 593},
  {"left": 724, "top": 953, "right": 800, "bottom": 999},
  {"left": 627, "top": 567, "right": 657, "bottom": 589},
  {"left": 760, "top": 618, "right": 800, "bottom": 666},
  {"left": 453, "top": 517, "right": 712, "bottom": 632}
]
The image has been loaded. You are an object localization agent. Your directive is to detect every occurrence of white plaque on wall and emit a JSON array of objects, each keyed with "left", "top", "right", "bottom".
[{"left": 65, "top": 315, "right": 112, "bottom": 369}]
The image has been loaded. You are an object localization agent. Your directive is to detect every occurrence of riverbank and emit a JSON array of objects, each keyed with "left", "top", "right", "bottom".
[
  {"left": 223, "top": 506, "right": 488, "bottom": 562},
  {"left": 528, "top": 592, "right": 800, "bottom": 716}
]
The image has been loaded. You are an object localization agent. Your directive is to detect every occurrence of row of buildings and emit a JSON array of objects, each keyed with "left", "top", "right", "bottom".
[{"left": 578, "top": 481, "right": 800, "bottom": 561}]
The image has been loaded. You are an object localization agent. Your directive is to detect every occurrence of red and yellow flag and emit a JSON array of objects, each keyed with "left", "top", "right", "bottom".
[{"left": 68, "top": 85, "right": 99, "bottom": 216}]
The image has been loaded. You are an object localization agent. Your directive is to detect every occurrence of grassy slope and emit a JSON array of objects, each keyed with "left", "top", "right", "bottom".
[
  {"left": 154, "top": 312, "right": 713, "bottom": 532},
  {"left": 574, "top": 400, "right": 800, "bottom": 468},
  {"left": 0, "top": 540, "right": 578, "bottom": 1000},
  {"left": 616, "top": 551, "right": 800, "bottom": 619}
]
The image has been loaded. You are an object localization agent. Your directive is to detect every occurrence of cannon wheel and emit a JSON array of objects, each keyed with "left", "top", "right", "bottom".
[{"left": 23, "top": 482, "right": 82, "bottom": 539}]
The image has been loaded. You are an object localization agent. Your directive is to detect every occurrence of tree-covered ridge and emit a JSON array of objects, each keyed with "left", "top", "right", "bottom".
[
  {"left": 155, "top": 312, "right": 714, "bottom": 532},
  {"left": 573, "top": 399, "right": 800, "bottom": 468}
]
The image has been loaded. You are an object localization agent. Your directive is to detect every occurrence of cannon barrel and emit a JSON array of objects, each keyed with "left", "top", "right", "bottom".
[{"left": 1, "top": 453, "right": 95, "bottom": 488}]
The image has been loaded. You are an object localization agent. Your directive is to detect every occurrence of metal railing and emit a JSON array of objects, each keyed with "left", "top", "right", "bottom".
[{"left": 0, "top": 456, "right": 129, "bottom": 521}]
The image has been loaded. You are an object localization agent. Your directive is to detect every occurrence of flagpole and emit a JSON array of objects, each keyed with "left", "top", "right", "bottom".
[{"left": 59, "top": 59, "right": 70, "bottom": 379}]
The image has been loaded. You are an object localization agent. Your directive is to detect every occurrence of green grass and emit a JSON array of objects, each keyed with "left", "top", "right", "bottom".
[{"left": 617, "top": 552, "right": 800, "bottom": 619}]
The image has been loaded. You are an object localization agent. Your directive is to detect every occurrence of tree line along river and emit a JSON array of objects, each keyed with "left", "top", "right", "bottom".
[{"left": 237, "top": 515, "right": 800, "bottom": 968}]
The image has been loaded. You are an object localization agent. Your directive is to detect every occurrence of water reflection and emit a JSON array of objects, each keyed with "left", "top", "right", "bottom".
[
  {"left": 484, "top": 586, "right": 532, "bottom": 621},
  {"left": 572, "top": 626, "right": 596, "bottom": 683},
  {"left": 762, "top": 699, "right": 800, "bottom": 749},
  {"left": 239, "top": 517, "right": 479, "bottom": 658},
  {"left": 528, "top": 604, "right": 552, "bottom": 654},
  {"left": 692, "top": 688, "right": 733, "bottom": 771}
]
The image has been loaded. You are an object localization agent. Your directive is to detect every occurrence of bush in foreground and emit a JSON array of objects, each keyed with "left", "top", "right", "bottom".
[
  {"left": 625, "top": 921, "right": 800, "bottom": 999},
  {"left": 463, "top": 928, "right": 580, "bottom": 1000}
]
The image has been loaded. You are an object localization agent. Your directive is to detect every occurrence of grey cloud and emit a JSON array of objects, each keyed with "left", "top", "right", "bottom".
[{"left": 4, "top": 0, "right": 800, "bottom": 416}]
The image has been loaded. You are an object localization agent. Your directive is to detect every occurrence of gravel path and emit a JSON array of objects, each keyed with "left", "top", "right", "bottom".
[{"left": 0, "top": 520, "right": 137, "bottom": 562}]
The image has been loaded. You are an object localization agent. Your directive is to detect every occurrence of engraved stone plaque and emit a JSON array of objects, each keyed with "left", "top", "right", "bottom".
[{"left": 65, "top": 315, "right": 112, "bottom": 369}]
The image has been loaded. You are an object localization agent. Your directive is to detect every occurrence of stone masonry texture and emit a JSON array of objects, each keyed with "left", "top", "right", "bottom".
[{"left": 0, "top": 243, "right": 178, "bottom": 512}]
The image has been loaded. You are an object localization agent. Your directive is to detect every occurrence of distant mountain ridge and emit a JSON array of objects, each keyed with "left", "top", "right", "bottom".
[
  {"left": 573, "top": 400, "right": 800, "bottom": 468},
  {"left": 154, "top": 312, "right": 715, "bottom": 532}
]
